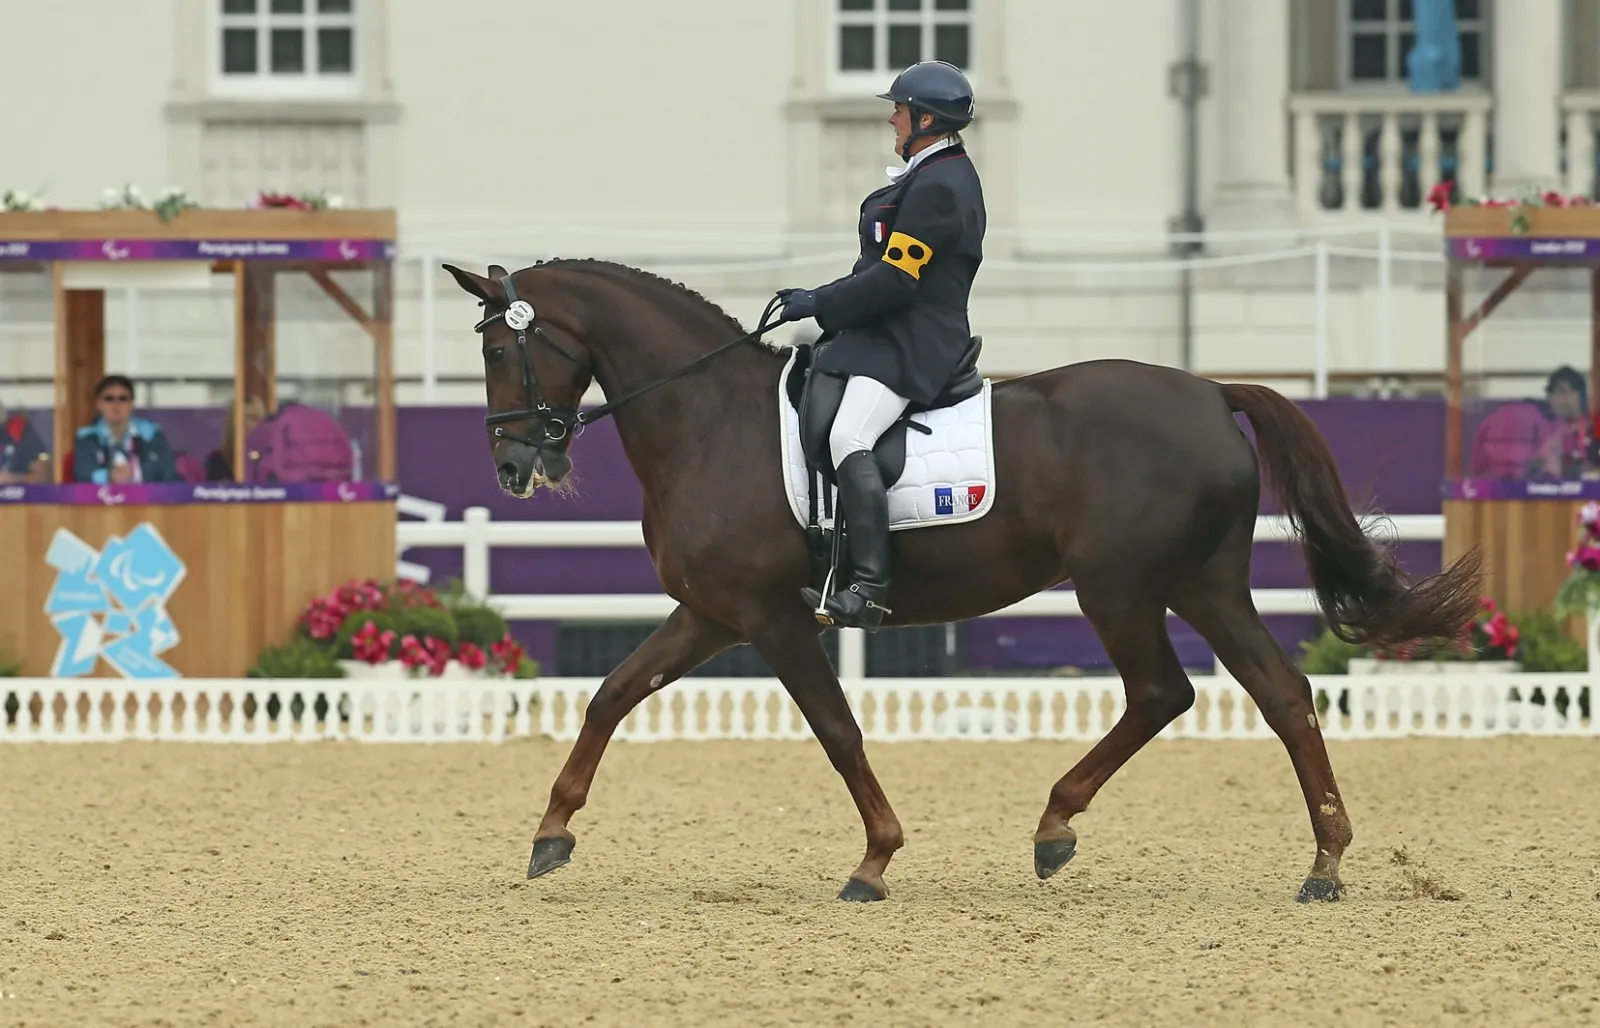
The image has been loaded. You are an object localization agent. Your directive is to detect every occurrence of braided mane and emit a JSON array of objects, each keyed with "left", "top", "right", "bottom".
[{"left": 536, "top": 257, "right": 750, "bottom": 337}]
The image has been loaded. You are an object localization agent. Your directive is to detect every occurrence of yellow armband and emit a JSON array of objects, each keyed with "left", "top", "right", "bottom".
[{"left": 881, "top": 231, "right": 933, "bottom": 280}]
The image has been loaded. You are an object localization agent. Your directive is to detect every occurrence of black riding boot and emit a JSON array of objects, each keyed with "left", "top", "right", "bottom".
[{"left": 805, "top": 449, "right": 893, "bottom": 630}]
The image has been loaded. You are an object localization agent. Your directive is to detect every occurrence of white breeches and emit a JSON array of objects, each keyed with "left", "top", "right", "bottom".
[{"left": 829, "top": 375, "right": 911, "bottom": 469}]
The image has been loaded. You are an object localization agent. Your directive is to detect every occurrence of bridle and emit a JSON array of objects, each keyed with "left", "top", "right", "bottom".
[{"left": 477, "top": 272, "right": 785, "bottom": 450}]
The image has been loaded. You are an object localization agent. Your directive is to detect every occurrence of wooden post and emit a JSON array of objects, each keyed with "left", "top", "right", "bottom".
[
  {"left": 374, "top": 260, "right": 396, "bottom": 481},
  {"left": 52, "top": 266, "right": 106, "bottom": 483},
  {"left": 233, "top": 261, "right": 278, "bottom": 481},
  {"left": 1591, "top": 267, "right": 1600, "bottom": 433},
  {"left": 1445, "top": 261, "right": 1464, "bottom": 480}
]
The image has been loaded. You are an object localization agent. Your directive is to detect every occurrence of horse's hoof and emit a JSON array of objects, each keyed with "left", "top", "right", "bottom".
[
  {"left": 1034, "top": 837, "right": 1077, "bottom": 880},
  {"left": 837, "top": 877, "right": 887, "bottom": 902},
  {"left": 1296, "top": 875, "right": 1344, "bottom": 903},
  {"left": 526, "top": 836, "right": 575, "bottom": 879}
]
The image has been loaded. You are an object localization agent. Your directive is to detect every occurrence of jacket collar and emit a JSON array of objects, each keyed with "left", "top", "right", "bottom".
[{"left": 886, "top": 138, "right": 965, "bottom": 182}]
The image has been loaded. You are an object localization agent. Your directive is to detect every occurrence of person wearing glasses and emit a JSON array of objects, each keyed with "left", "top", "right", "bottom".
[{"left": 71, "top": 375, "right": 179, "bottom": 484}]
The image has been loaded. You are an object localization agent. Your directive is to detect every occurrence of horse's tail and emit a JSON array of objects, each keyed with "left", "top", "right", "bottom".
[{"left": 1221, "top": 382, "right": 1484, "bottom": 650}]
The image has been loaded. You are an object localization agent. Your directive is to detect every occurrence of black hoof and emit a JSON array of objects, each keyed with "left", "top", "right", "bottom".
[
  {"left": 527, "top": 836, "right": 574, "bottom": 879},
  {"left": 1296, "top": 876, "right": 1344, "bottom": 903},
  {"left": 837, "top": 877, "right": 886, "bottom": 902},
  {"left": 1034, "top": 837, "right": 1077, "bottom": 880}
]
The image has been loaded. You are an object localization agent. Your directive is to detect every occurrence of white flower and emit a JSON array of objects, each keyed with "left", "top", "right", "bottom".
[
  {"left": 325, "top": 193, "right": 345, "bottom": 209},
  {"left": 1, "top": 188, "right": 44, "bottom": 212}
]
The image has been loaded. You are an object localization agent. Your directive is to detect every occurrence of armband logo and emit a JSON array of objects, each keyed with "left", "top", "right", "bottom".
[{"left": 881, "top": 232, "right": 933, "bottom": 280}]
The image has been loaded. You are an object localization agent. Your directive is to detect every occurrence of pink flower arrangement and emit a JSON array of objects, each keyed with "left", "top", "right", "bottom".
[
  {"left": 1556, "top": 502, "right": 1600, "bottom": 618},
  {"left": 247, "top": 189, "right": 343, "bottom": 211},
  {"left": 291, "top": 577, "right": 531, "bottom": 678},
  {"left": 1428, "top": 183, "right": 1597, "bottom": 234}
]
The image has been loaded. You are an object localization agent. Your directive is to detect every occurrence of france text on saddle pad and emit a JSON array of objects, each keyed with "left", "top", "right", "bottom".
[{"left": 776, "top": 348, "right": 997, "bottom": 532}]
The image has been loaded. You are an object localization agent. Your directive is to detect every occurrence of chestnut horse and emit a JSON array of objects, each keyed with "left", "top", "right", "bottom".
[{"left": 443, "top": 258, "right": 1483, "bottom": 904}]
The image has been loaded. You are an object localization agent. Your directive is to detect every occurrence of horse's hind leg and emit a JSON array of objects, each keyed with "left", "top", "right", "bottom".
[
  {"left": 1170, "top": 567, "right": 1354, "bottom": 903},
  {"left": 1033, "top": 596, "right": 1197, "bottom": 880},
  {"left": 527, "top": 603, "right": 742, "bottom": 879}
]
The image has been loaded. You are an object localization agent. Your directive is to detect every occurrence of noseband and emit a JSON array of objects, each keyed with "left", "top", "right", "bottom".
[{"left": 477, "top": 273, "right": 786, "bottom": 448}]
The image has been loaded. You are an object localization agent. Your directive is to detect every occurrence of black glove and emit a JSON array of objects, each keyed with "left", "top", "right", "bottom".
[{"left": 775, "top": 287, "right": 818, "bottom": 324}]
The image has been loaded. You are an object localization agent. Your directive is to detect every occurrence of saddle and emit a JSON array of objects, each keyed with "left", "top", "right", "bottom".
[
  {"left": 787, "top": 334, "right": 985, "bottom": 489},
  {"left": 786, "top": 335, "right": 985, "bottom": 605}
]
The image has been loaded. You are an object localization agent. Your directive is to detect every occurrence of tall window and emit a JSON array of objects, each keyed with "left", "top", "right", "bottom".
[
  {"left": 217, "top": 0, "right": 356, "bottom": 87},
  {"left": 1345, "top": 0, "right": 1486, "bottom": 85},
  {"left": 836, "top": 0, "right": 972, "bottom": 76}
]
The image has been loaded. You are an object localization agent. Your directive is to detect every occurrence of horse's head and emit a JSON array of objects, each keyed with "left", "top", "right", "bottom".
[{"left": 443, "top": 262, "right": 594, "bottom": 497}]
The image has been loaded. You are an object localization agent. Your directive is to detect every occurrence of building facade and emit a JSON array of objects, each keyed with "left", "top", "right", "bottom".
[{"left": 1, "top": 0, "right": 1595, "bottom": 410}]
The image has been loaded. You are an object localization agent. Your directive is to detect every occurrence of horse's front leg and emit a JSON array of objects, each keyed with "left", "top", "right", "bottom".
[
  {"left": 746, "top": 613, "right": 904, "bottom": 901},
  {"left": 527, "top": 603, "right": 742, "bottom": 878}
]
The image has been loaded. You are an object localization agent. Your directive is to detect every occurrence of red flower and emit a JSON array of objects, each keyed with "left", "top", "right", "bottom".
[
  {"left": 490, "top": 633, "right": 525, "bottom": 674},
  {"left": 1426, "top": 180, "right": 1455, "bottom": 212},
  {"left": 398, "top": 633, "right": 450, "bottom": 676},
  {"left": 455, "top": 641, "right": 487, "bottom": 670},
  {"left": 350, "top": 620, "right": 396, "bottom": 664}
]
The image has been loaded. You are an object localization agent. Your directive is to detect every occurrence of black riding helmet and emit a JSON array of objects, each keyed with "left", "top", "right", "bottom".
[{"left": 877, "top": 60, "right": 974, "bottom": 160}]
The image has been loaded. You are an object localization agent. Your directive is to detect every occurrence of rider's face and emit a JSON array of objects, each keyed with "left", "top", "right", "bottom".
[{"left": 889, "top": 103, "right": 913, "bottom": 154}]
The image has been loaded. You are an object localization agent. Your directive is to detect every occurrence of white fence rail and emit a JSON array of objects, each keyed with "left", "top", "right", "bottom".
[
  {"left": 395, "top": 506, "right": 1447, "bottom": 680},
  {"left": 1, "top": 673, "right": 1590, "bottom": 744}
]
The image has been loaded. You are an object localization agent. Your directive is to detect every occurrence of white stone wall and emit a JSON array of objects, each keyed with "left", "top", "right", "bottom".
[{"left": 0, "top": 0, "right": 1590, "bottom": 412}]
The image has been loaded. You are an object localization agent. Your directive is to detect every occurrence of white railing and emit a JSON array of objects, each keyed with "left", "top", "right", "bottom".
[
  {"left": 1, "top": 673, "right": 1590, "bottom": 744},
  {"left": 1562, "top": 91, "right": 1600, "bottom": 198},
  {"left": 1289, "top": 91, "right": 1494, "bottom": 222},
  {"left": 11, "top": 507, "right": 1594, "bottom": 745},
  {"left": 401, "top": 230, "right": 1453, "bottom": 404},
  {"left": 395, "top": 506, "right": 1447, "bottom": 681}
]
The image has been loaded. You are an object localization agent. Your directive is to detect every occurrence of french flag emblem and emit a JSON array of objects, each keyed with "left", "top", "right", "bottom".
[
  {"left": 934, "top": 485, "right": 986, "bottom": 515},
  {"left": 873, "top": 222, "right": 885, "bottom": 244}
]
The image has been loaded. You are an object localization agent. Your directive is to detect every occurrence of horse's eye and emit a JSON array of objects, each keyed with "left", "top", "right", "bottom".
[{"left": 485, "top": 348, "right": 506, "bottom": 363}]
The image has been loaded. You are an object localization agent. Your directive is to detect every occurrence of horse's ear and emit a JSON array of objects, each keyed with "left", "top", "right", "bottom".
[
  {"left": 488, "top": 263, "right": 508, "bottom": 279},
  {"left": 441, "top": 263, "right": 497, "bottom": 302}
]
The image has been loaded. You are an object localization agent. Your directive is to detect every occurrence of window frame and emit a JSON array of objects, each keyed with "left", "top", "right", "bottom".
[
  {"left": 209, "top": 0, "right": 360, "bottom": 99},
  {"left": 1339, "top": 0, "right": 1490, "bottom": 89},
  {"left": 828, "top": 0, "right": 977, "bottom": 95}
]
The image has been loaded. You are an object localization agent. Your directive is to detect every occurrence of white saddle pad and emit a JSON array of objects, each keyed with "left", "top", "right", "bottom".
[{"left": 777, "top": 347, "right": 997, "bottom": 532}]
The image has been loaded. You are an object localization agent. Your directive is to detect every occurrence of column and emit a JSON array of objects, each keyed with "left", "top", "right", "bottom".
[
  {"left": 1491, "top": 0, "right": 1563, "bottom": 195},
  {"left": 1208, "top": 0, "right": 1298, "bottom": 236}
]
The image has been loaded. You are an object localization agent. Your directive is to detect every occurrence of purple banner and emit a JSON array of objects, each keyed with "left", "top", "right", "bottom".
[
  {"left": 0, "top": 481, "right": 399, "bottom": 506},
  {"left": 1443, "top": 477, "right": 1600, "bottom": 500},
  {"left": 1446, "top": 236, "right": 1600, "bottom": 261},
  {"left": 0, "top": 239, "right": 395, "bottom": 262}
]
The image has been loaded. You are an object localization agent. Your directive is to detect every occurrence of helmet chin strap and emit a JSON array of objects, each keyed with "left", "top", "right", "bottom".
[{"left": 898, "top": 109, "right": 947, "bottom": 161}]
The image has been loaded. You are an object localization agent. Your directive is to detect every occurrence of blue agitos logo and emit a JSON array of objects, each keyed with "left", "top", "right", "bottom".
[{"left": 43, "top": 523, "right": 186, "bottom": 679}]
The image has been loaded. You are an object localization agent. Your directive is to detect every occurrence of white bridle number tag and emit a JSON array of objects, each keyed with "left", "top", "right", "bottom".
[{"left": 505, "top": 300, "right": 535, "bottom": 331}]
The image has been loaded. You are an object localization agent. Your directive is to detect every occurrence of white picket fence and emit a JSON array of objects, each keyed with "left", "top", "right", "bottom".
[
  {"left": 393, "top": 505, "right": 1448, "bottom": 681},
  {"left": 7, "top": 505, "right": 1594, "bottom": 744},
  {"left": 1, "top": 672, "right": 1591, "bottom": 744}
]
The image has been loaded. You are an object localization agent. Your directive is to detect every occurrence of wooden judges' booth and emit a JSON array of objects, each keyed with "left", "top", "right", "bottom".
[
  {"left": 0, "top": 209, "right": 399, "bottom": 678},
  {"left": 1442, "top": 204, "right": 1600, "bottom": 628}
]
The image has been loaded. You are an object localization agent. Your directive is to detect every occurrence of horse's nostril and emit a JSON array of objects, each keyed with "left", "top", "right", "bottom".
[{"left": 498, "top": 462, "right": 520, "bottom": 481}]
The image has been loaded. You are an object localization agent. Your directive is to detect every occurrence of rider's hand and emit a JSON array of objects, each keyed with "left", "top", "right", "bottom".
[{"left": 776, "top": 287, "right": 818, "bottom": 324}]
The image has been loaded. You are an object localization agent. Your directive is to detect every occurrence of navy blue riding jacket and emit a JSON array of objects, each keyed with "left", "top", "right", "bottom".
[{"left": 809, "top": 142, "right": 986, "bottom": 407}]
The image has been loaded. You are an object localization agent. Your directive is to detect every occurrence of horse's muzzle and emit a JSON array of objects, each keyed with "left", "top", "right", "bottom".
[{"left": 496, "top": 445, "right": 571, "bottom": 498}]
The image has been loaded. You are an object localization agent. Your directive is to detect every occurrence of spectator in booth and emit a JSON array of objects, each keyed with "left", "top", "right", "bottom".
[
  {"left": 1469, "top": 365, "right": 1593, "bottom": 480},
  {"left": 0, "top": 395, "right": 51, "bottom": 484},
  {"left": 204, "top": 395, "right": 267, "bottom": 481},
  {"left": 71, "top": 374, "right": 179, "bottom": 484}
]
